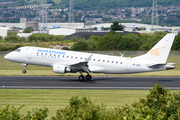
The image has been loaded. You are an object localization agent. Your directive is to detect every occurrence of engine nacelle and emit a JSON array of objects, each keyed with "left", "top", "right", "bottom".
[{"left": 53, "top": 64, "right": 72, "bottom": 74}]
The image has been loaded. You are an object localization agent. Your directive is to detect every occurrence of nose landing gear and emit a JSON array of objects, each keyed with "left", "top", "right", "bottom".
[{"left": 21, "top": 63, "right": 28, "bottom": 74}]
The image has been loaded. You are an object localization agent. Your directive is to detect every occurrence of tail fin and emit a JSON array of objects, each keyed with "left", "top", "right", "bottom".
[{"left": 135, "top": 33, "right": 175, "bottom": 63}]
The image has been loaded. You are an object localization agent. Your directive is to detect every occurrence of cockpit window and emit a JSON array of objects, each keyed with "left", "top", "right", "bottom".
[{"left": 14, "top": 49, "right": 21, "bottom": 52}]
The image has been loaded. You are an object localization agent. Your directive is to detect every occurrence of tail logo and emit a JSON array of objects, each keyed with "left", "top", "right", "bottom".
[{"left": 150, "top": 46, "right": 165, "bottom": 56}]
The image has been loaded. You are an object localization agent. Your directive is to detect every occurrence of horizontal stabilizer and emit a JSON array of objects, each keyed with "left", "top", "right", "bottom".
[
  {"left": 165, "top": 63, "right": 175, "bottom": 70},
  {"left": 147, "top": 63, "right": 166, "bottom": 69},
  {"left": 147, "top": 63, "right": 175, "bottom": 70}
]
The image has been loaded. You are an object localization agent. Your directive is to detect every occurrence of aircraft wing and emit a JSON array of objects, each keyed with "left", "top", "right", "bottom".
[{"left": 67, "top": 54, "right": 93, "bottom": 73}]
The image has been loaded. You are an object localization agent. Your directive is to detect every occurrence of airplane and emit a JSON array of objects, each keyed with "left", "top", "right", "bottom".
[{"left": 4, "top": 33, "right": 176, "bottom": 81}]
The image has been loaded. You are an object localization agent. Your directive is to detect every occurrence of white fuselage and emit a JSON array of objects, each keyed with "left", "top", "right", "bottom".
[{"left": 4, "top": 46, "right": 166, "bottom": 74}]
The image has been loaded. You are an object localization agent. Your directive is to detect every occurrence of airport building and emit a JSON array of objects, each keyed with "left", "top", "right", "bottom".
[
  {"left": 0, "top": 21, "right": 179, "bottom": 38},
  {"left": 0, "top": 22, "right": 85, "bottom": 37},
  {"left": 0, "top": 27, "right": 11, "bottom": 37},
  {"left": 90, "top": 23, "right": 178, "bottom": 33}
]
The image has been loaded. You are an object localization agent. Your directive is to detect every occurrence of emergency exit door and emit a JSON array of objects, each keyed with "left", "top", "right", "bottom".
[
  {"left": 27, "top": 47, "right": 33, "bottom": 59},
  {"left": 125, "top": 59, "right": 131, "bottom": 70}
]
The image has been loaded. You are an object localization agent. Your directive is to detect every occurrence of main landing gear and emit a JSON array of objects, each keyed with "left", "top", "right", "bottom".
[
  {"left": 79, "top": 73, "right": 92, "bottom": 81},
  {"left": 21, "top": 64, "right": 28, "bottom": 74}
]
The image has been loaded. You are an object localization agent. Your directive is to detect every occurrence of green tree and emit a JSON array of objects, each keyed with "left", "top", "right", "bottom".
[
  {"left": 118, "top": 33, "right": 141, "bottom": 50},
  {"left": 86, "top": 36, "right": 99, "bottom": 50},
  {"left": 93, "top": 27, "right": 97, "bottom": 30},
  {"left": 139, "top": 32, "right": 167, "bottom": 50},
  {"left": 110, "top": 21, "right": 124, "bottom": 31},
  {"left": 71, "top": 41, "right": 89, "bottom": 51},
  {"left": 7, "top": 31, "right": 17, "bottom": 36},
  {"left": 4, "top": 35, "right": 25, "bottom": 43},
  {"left": 54, "top": 35, "right": 65, "bottom": 41},
  {"left": 5, "top": 31, "right": 26, "bottom": 43},
  {"left": 0, "top": 105, "right": 48, "bottom": 120},
  {"left": 23, "top": 26, "right": 34, "bottom": 33},
  {"left": 115, "top": 83, "right": 180, "bottom": 119},
  {"left": 172, "top": 33, "right": 180, "bottom": 50},
  {"left": 125, "top": 9, "right": 132, "bottom": 18},
  {"left": 52, "top": 97, "right": 105, "bottom": 120},
  {"left": 27, "top": 33, "right": 54, "bottom": 42},
  {"left": 0, "top": 36, "right": 3, "bottom": 40},
  {"left": 97, "top": 31, "right": 122, "bottom": 50}
]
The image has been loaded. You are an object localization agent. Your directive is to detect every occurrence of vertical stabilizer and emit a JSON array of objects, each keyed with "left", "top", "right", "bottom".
[{"left": 135, "top": 34, "right": 175, "bottom": 63}]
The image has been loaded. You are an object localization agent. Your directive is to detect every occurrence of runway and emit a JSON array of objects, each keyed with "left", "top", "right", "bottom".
[{"left": 0, "top": 76, "right": 180, "bottom": 89}]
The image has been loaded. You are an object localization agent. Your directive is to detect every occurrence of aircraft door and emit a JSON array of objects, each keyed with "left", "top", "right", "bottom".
[
  {"left": 27, "top": 47, "right": 33, "bottom": 59},
  {"left": 125, "top": 59, "right": 132, "bottom": 70}
]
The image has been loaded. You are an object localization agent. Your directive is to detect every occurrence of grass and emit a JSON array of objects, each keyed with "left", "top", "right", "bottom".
[
  {"left": 0, "top": 89, "right": 179, "bottom": 118},
  {"left": 0, "top": 89, "right": 150, "bottom": 118}
]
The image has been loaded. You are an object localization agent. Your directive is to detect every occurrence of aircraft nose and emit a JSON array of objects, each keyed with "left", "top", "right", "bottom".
[{"left": 4, "top": 54, "right": 10, "bottom": 60}]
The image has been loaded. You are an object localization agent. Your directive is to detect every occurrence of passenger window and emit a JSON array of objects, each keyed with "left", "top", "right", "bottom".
[
  {"left": 116, "top": 61, "right": 118, "bottom": 64},
  {"left": 37, "top": 52, "right": 39, "bottom": 54},
  {"left": 80, "top": 57, "right": 82, "bottom": 59},
  {"left": 98, "top": 59, "right": 100, "bottom": 62},
  {"left": 62, "top": 55, "right": 64, "bottom": 57},
  {"left": 107, "top": 60, "right": 109, "bottom": 63},
  {"left": 67, "top": 56, "right": 69, "bottom": 58},
  {"left": 54, "top": 54, "right": 56, "bottom": 56},
  {"left": 120, "top": 62, "right": 122, "bottom": 64},
  {"left": 49, "top": 54, "right": 51, "bottom": 56},
  {"left": 41, "top": 53, "right": 43, "bottom": 55},
  {"left": 75, "top": 57, "right": 77, "bottom": 59},
  {"left": 45, "top": 53, "right": 47, "bottom": 56},
  {"left": 93, "top": 59, "right": 95, "bottom": 61},
  {"left": 71, "top": 56, "right": 73, "bottom": 58},
  {"left": 58, "top": 55, "right": 60, "bottom": 57},
  {"left": 103, "top": 60, "right": 105, "bottom": 62}
]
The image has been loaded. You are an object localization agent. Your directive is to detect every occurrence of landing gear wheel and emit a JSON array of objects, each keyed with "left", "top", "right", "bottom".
[
  {"left": 22, "top": 70, "right": 27, "bottom": 74},
  {"left": 21, "top": 64, "right": 28, "bottom": 74},
  {"left": 79, "top": 75, "right": 85, "bottom": 81},
  {"left": 86, "top": 75, "right": 92, "bottom": 80}
]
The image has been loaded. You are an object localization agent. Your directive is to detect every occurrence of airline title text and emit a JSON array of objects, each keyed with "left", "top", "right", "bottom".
[{"left": 37, "top": 49, "right": 66, "bottom": 55}]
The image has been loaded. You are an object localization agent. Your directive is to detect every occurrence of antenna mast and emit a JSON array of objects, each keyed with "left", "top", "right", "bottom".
[
  {"left": 69, "top": 0, "right": 74, "bottom": 27},
  {"left": 151, "top": 0, "right": 158, "bottom": 31},
  {"left": 39, "top": 0, "right": 48, "bottom": 32}
]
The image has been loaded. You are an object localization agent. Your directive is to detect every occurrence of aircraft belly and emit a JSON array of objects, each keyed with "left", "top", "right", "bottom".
[{"left": 89, "top": 65, "right": 105, "bottom": 73}]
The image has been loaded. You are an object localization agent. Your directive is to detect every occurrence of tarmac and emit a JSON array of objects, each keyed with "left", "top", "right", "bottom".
[{"left": 0, "top": 76, "right": 180, "bottom": 89}]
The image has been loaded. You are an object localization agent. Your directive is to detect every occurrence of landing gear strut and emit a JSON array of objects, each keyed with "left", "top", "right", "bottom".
[{"left": 22, "top": 64, "right": 28, "bottom": 74}]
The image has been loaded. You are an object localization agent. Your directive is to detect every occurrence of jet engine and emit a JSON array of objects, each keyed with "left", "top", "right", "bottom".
[{"left": 53, "top": 64, "right": 72, "bottom": 74}]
